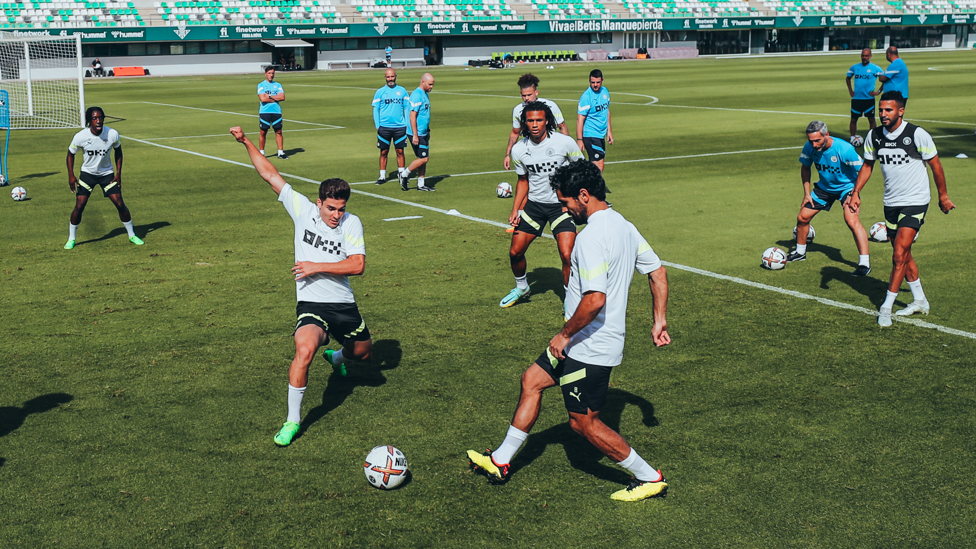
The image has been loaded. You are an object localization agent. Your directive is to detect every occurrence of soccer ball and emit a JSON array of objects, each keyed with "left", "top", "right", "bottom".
[
  {"left": 761, "top": 246, "right": 787, "bottom": 270},
  {"left": 792, "top": 225, "right": 815, "bottom": 242},
  {"left": 10, "top": 186, "right": 27, "bottom": 201},
  {"left": 849, "top": 135, "right": 864, "bottom": 147},
  {"left": 496, "top": 182, "right": 512, "bottom": 198},
  {"left": 364, "top": 445, "right": 408, "bottom": 490},
  {"left": 869, "top": 221, "right": 888, "bottom": 242}
]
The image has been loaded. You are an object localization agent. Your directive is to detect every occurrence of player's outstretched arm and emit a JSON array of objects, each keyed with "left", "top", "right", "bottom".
[
  {"left": 648, "top": 266, "right": 670, "bottom": 347},
  {"left": 926, "top": 155, "right": 955, "bottom": 214},
  {"left": 230, "top": 126, "right": 287, "bottom": 195}
]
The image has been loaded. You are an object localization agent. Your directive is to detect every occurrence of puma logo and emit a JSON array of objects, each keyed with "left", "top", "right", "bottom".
[{"left": 570, "top": 387, "right": 582, "bottom": 402}]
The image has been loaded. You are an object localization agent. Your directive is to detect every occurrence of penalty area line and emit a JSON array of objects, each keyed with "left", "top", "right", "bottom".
[{"left": 127, "top": 137, "right": 976, "bottom": 341}]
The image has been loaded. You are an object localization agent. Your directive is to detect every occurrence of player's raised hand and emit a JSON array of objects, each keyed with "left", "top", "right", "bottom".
[
  {"left": 230, "top": 126, "right": 246, "bottom": 142},
  {"left": 651, "top": 321, "right": 671, "bottom": 347}
]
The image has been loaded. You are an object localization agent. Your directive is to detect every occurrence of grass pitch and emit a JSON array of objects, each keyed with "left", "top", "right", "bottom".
[{"left": 2, "top": 51, "right": 976, "bottom": 547}]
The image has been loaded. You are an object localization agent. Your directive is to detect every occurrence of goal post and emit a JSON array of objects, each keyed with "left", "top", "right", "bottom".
[{"left": 0, "top": 32, "right": 84, "bottom": 130}]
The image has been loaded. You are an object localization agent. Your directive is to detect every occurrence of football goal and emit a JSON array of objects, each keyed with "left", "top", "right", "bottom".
[{"left": 0, "top": 32, "right": 85, "bottom": 130}]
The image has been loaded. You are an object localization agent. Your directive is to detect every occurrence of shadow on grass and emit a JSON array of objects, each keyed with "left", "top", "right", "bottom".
[
  {"left": 282, "top": 147, "right": 305, "bottom": 158},
  {"left": 19, "top": 172, "right": 59, "bottom": 180},
  {"left": 511, "top": 388, "right": 658, "bottom": 485},
  {"left": 529, "top": 266, "right": 565, "bottom": 301},
  {"left": 775, "top": 239, "right": 858, "bottom": 268},
  {"left": 0, "top": 393, "right": 74, "bottom": 466},
  {"left": 76, "top": 220, "right": 171, "bottom": 246},
  {"left": 819, "top": 265, "right": 897, "bottom": 308},
  {"left": 298, "top": 339, "right": 401, "bottom": 439}
]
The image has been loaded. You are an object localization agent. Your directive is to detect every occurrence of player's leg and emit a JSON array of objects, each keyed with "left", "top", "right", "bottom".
[
  {"left": 409, "top": 135, "right": 431, "bottom": 190},
  {"left": 849, "top": 115, "right": 859, "bottom": 139},
  {"left": 501, "top": 230, "right": 537, "bottom": 307},
  {"left": 377, "top": 127, "right": 392, "bottom": 183},
  {"left": 393, "top": 129, "right": 409, "bottom": 189},
  {"left": 275, "top": 322, "right": 329, "bottom": 446},
  {"left": 842, "top": 190, "right": 870, "bottom": 275},
  {"left": 321, "top": 304, "right": 372, "bottom": 376},
  {"left": 553, "top": 223, "right": 577, "bottom": 289},
  {"left": 879, "top": 206, "right": 928, "bottom": 323},
  {"left": 789, "top": 201, "right": 819, "bottom": 262},
  {"left": 66, "top": 193, "right": 90, "bottom": 249},
  {"left": 106, "top": 187, "right": 143, "bottom": 245},
  {"left": 274, "top": 126, "right": 286, "bottom": 159},
  {"left": 258, "top": 127, "right": 268, "bottom": 155},
  {"left": 866, "top": 110, "right": 877, "bottom": 130}
]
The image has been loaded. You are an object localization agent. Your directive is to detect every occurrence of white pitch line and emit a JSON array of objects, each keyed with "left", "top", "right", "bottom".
[
  {"left": 137, "top": 101, "right": 344, "bottom": 128},
  {"left": 137, "top": 127, "right": 342, "bottom": 141},
  {"left": 125, "top": 136, "right": 976, "bottom": 340},
  {"left": 384, "top": 215, "right": 424, "bottom": 221}
]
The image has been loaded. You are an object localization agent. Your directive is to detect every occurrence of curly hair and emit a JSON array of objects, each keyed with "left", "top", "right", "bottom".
[
  {"left": 516, "top": 73, "right": 539, "bottom": 90},
  {"left": 518, "top": 101, "right": 557, "bottom": 139}
]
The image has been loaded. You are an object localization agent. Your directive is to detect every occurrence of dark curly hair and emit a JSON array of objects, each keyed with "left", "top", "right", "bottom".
[
  {"left": 516, "top": 73, "right": 539, "bottom": 90},
  {"left": 518, "top": 101, "right": 557, "bottom": 139},
  {"left": 549, "top": 160, "right": 607, "bottom": 202}
]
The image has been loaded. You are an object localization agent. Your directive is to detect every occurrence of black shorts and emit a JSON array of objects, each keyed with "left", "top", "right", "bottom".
[
  {"left": 77, "top": 171, "right": 120, "bottom": 197},
  {"left": 850, "top": 98, "right": 875, "bottom": 118},
  {"left": 259, "top": 112, "right": 283, "bottom": 131},
  {"left": 804, "top": 185, "right": 855, "bottom": 212},
  {"left": 410, "top": 132, "right": 429, "bottom": 158},
  {"left": 581, "top": 137, "right": 606, "bottom": 161},
  {"left": 535, "top": 348, "right": 613, "bottom": 414},
  {"left": 516, "top": 200, "right": 576, "bottom": 237},
  {"left": 884, "top": 203, "right": 928, "bottom": 234},
  {"left": 295, "top": 301, "right": 371, "bottom": 346},
  {"left": 377, "top": 126, "right": 407, "bottom": 151}
]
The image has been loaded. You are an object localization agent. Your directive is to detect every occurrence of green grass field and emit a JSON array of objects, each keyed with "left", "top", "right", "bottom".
[{"left": 3, "top": 51, "right": 976, "bottom": 547}]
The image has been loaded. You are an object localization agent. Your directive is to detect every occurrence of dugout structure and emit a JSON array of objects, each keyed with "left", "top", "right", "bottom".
[{"left": 0, "top": 32, "right": 85, "bottom": 130}]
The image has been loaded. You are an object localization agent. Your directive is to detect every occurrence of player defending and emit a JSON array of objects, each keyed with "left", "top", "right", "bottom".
[
  {"left": 846, "top": 48, "right": 883, "bottom": 144},
  {"left": 874, "top": 47, "right": 909, "bottom": 105},
  {"left": 503, "top": 73, "right": 568, "bottom": 170},
  {"left": 64, "top": 106, "right": 143, "bottom": 250},
  {"left": 500, "top": 101, "right": 584, "bottom": 308},
  {"left": 402, "top": 73, "right": 435, "bottom": 192},
  {"left": 577, "top": 69, "right": 613, "bottom": 172},
  {"left": 258, "top": 66, "right": 287, "bottom": 159},
  {"left": 372, "top": 68, "right": 410, "bottom": 188},
  {"left": 788, "top": 121, "right": 871, "bottom": 276},
  {"left": 229, "top": 126, "right": 373, "bottom": 447},
  {"left": 845, "top": 92, "right": 954, "bottom": 327},
  {"left": 469, "top": 161, "right": 671, "bottom": 501}
]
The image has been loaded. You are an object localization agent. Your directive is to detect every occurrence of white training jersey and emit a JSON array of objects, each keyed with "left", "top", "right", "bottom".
[
  {"left": 511, "top": 132, "right": 584, "bottom": 204},
  {"left": 278, "top": 184, "right": 365, "bottom": 304},
  {"left": 68, "top": 126, "right": 121, "bottom": 176},
  {"left": 862, "top": 122, "right": 937, "bottom": 207},
  {"left": 512, "top": 98, "right": 565, "bottom": 129},
  {"left": 564, "top": 208, "right": 662, "bottom": 367}
]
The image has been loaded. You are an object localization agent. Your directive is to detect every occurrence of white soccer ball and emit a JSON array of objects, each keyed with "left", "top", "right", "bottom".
[
  {"left": 870, "top": 221, "right": 888, "bottom": 242},
  {"left": 496, "top": 182, "right": 512, "bottom": 198},
  {"left": 761, "top": 246, "right": 788, "bottom": 270},
  {"left": 364, "top": 445, "right": 408, "bottom": 490},
  {"left": 10, "top": 186, "right": 27, "bottom": 201},
  {"left": 792, "top": 225, "right": 815, "bottom": 242},
  {"left": 849, "top": 135, "right": 864, "bottom": 147}
]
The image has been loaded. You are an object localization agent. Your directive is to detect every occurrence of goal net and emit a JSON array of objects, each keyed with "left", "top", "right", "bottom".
[{"left": 0, "top": 32, "right": 84, "bottom": 130}]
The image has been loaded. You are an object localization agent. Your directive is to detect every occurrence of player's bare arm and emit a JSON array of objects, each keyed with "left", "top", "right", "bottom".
[
  {"left": 549, "top": 290, "right": 606, "bottom": 359},
  {"left": 65, "top": 151, "right": 77, "bottom": 191},
  {"left": 112, "top": 146, "right": 123, "bottom": 183},
  {"left": 230, "top": 126, "right": 287, "bottom": 195},
  {"left": 846, "top": 158, "right": 875, "bottom": 213},
  {"left": 504, "top": 128, "right": 520, "bottom": 169},
  {"left": 846, "top": 76, "right": 855, "bottom": 98},
  {"left": 648, "top": 266, "right": 670, "bottom": 347},
  {"left": 800, "top": 165, "right": 814, "bottom": 208},
  {"left": 293, "top": 254, "right": 365, "bottom": 280},
  {"left": 411, "top": 111, "right": 420, "bottom": 145},
  {"left": 576, "top": 113, "right": 586, "bottom": 149},
  {"left": 926, "top": 155, "right": 955, "bottom": 214},
  {"left": 606, "top": 110, "right": 613, "bottom": 145},
  {"left": 509, "top": 174, "right": 529, "bottom": 226}
]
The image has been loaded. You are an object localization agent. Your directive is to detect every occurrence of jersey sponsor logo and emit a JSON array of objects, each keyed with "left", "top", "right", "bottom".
[
  {"left": 302, "top": 230, "right": 343, "bottom": 255},
  {"left": 591, "top": 103, "right": 609, "bottom": 113},
  {"left": 86, "top": 149, "right": 109, "bottom": 158},
  {"left": 852, "top": 73, "right": 875, "bottom": 80},
  {"left": 383, "top": 98, "right": 404, "bottom": 105},
  {"left": 815, "top": 162, "right": 842, "bottom": 174},
  {"left": 524, "top": 161, "right": 562, "bottom": 175}
]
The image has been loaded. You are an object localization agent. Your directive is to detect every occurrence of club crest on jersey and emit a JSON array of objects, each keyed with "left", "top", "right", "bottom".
[
  {"left": 902, "top": 137, "right": 912, "bottom": 145},
  {"left": 545, "top": 147, "right": 555, "bottom": 156},
  {"left": 830, "top": 156, "right": 838, "bottom": 163}
]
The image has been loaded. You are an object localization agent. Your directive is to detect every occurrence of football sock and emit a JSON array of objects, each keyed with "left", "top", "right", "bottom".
[
  {"left": 69, "top": 223, "right": 78, "bottom": 240},
  {"left": 859, "top": 254, "right": 870, "bottom": 267},
  {"left": 277, "top": 149, "right": 285, "bottom": 156},
  {"left": 881, "top": 290, "right": 898, "bottom": 310},
  {"left": 795, "top": 244, "right": 807, "bottom": 255},
  {"left": 331, "top": 348, "right": 347, "bottom": 366},
  {"left": 399, "top": 167, "right": 408, "bottom": 177},
  {"left": 563, "top": 285, "right": 568, "bottom": 297},
  {"left": 493, "top": 425, "right": 528, "bottom": 465},
  {"left": 123, "top": 220, "right": 135, "bottom": 238},
  {"left": 418, "top": 176, "right": 425, "bottom": 188},
  {"left": 287, "top": 384, "right": 306, "bottom": 425},
  {"left": 259, "top": 149, "right": 265, "bottom": 156},
  {"left": 515, "top": 275, "right": 529, "bottom": 292},
  {"left": 379, "top": 169, "right": 387, "bottom": 180},
  {"left": 908, "top": 279, "right": 926, "bottom": 302},
  {"left": 618, "top": 448, "right": 662, "bottom": 482}
]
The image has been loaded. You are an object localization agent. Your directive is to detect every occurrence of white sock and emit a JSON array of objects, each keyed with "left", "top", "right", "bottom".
[
  {"left": 278, "top": 149, "right": 285, "bottom": 156},
  {"left": 881, "top": 290, "right": 898, "bottom": 310},
  {"left": 418, "top": 176, "right": 425, "bottom": 188},
  {"left": 908, "top": 279, "right": 926, "bottom": 302},
  {"left": 859, "top": 254, "right": 870, "bottom": 267},
  {"left": 69, "top": 223, "right": 78, "bottom": 240},
  {"left": 795, "top": 243, "right": 807, "bottom": 255},
  {"left": 259, "top": 149, "right": 265, "bottom": 156},
  {"left": 379, "top": 169, "right": 386, "bottom": 179},
  {"left": 617, "top": 448, "right": 662, "bottom": 482},
  {"left": 122, "top": 220, "right": 135, "bottom": 238},
  {"left": 287, "top": 384, "right": 306, "bottom": 424},
  {"left": 492, "top": 425, "right": 528, "bottom": 465},
  {"left": 399, "top": 167, "right": 408, "bottom": 176},
  {"left": 331, "top": 348, "right": 346, "bottom": 366},
  {"left": 563, "top": 285, "right": 568, "bottom": 296},
  {"left": 515, "top": 275, "right": 529, "bottom": 291}
]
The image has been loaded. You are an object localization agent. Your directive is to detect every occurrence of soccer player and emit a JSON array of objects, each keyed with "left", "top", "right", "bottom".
[
  {"left": 403, "top": 73, "right": 435, "bottom": 192},
  {"left": 787, "top": 120, "right": 871, "bottom": 276},
  {"left": 468, "top": 160, "right": 672, "bottom": 502},
  {"left": 257, "top": 66, "right": 287, "bottom": 159},
  {"left": 500, "top": 101, "right": 584, "bottom": 308},
  {"left": 846, "top": 48, "right": 883, "bottom": 144},
  {"left": 845, "top": 92, "right": 954, "bottom": 327},
  {"left": 874, "top": 47, "right": 909, "bottom": 106},
  {"left": 64, "top": 106, "right": 143, "bottom": 250},
  {"left": 503, "top": 73, "right": 568, "bottom": 170},
  {"left": 577, "top": 69, "right": 613, "bottom": 172},
  {"left": 229, "top": 126, "right": 374, "bottom": 447},
  {"left": 372, "top": 68, "right": 410, "bottom": 188}
]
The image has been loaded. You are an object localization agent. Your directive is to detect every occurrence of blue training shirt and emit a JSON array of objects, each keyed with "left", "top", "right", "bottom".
[
  {"left": 372, "top": 85, "right": 409, "bottom": 129},
  {"left": 846, "top": 62, "right": 884, "bottom": 100},
  {"left": 577, "top": 86, "right": 610, "bottom": 138},
  {"left": 883, "top": 58, "right": 909, "bottom": 98},
  {"left": 407, "top": 87, "right": 431, "bottom": 136},
  {"left": 257, "top": 80, "right": 284, "bottom": 115},
  {"left": 798, "top": 138, "right": 863, "bottom": 194}
]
